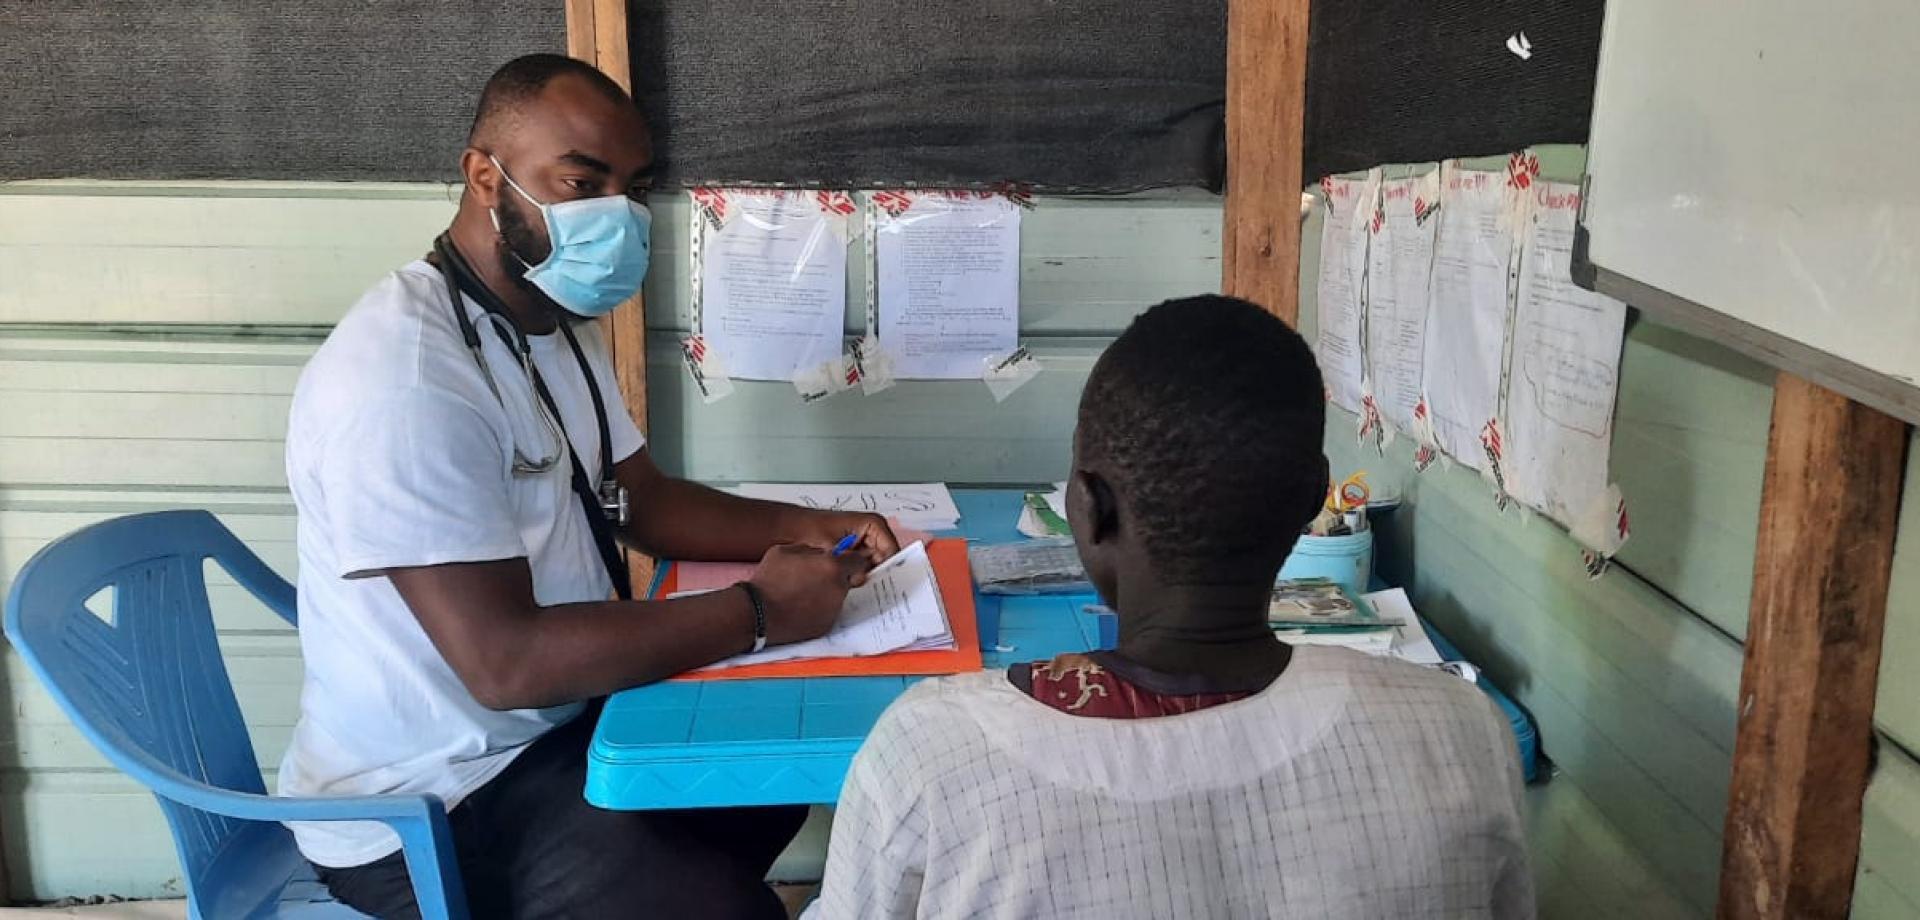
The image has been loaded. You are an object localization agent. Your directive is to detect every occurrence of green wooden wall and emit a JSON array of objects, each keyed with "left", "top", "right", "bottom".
[{"left": 1300, "top": 149, "right": 1920, "bottom": 918}]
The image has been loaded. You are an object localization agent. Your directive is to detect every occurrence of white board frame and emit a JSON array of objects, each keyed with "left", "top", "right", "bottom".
[{"left": 1572, "top": 0, "right": 1920, "bottom": 426}]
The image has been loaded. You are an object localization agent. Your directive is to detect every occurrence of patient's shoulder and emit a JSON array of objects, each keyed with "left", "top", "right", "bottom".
[{"left": 857, "top": 672, "right": 1019, "bottom": 782}]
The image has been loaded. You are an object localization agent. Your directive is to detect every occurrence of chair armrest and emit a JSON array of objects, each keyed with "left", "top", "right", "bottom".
[{"left": 147, "top": 774, "right": 468, "bottom": 920}]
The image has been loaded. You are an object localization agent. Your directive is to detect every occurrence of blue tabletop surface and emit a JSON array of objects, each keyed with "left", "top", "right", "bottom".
[{"left": 586, "top": 490, "right": 1538, "bottom": 811}]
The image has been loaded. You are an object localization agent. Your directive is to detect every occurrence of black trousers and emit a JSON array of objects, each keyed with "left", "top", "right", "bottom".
[{"left": 314, "top": 705, "right": 809, "bottom": 920}]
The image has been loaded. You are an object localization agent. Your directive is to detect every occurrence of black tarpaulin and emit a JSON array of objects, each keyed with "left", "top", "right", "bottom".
[{"left": 2, "top": 0, "right": 1602, "bottom": 188}]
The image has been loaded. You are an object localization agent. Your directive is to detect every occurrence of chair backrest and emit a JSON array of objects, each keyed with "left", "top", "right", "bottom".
[{"left": 4, "top": 510, "right": 300, "bottom": 907}]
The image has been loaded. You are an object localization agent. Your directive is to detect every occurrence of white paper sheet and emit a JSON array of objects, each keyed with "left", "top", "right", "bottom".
[
  {"left": 733, "top": 482, "right": 961, "bottom": 531},
  {"left": 1361, "top": 588, "right": 1444, "bottom": 666},
  {"left": 1504, "top": 181, "right": 1628, "bottom": 524},
  {"left": 1365, "top": 171, "right": 1441, "bottom": 434},
  {"left": 1315, "top": 173, "right": 1377, "bottom": 414},
  {"left": 874, "top": 192, "right": 1022, "bottom": 379},
  {"left": 1422, "top": 165, "right": 1521, "bottom": 469},
  {"left": 698, "top": 190, "right": 848, "bottom": 381},
  {"left": 698, "top": 541, "right": 953, "bottom": 670}
]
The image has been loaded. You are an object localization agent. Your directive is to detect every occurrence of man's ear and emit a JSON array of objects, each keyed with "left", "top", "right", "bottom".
[
  {"left": 1077, "top": 468, "right": 1122, "bottom": 545},
  {"left": 460, "top": 148, "right": 503, "bottom": 209}
]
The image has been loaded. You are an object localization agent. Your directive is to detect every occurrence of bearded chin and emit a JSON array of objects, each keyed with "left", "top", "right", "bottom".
[{"left": 493, "top": 198, "right": 580, "bottom": 320}]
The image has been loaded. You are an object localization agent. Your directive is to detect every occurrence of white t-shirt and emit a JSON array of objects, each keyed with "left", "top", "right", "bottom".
[
  {"left": 278, "top": 260, "right": 646, "bottom": 868},
  {"left": 808, "top": 646, "right": 1534, "bottom": 920}
]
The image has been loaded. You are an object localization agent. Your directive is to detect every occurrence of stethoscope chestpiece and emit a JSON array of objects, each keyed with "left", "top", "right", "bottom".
[{"left": 598, "top": 479, "right": 631, "bottom": 527}]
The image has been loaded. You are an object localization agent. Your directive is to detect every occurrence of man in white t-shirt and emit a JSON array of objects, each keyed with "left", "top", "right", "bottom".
[
  {"left": 282, "top": 55, "right": 898, "bottom": 919},
  {"left": 809, "top": 297, "right": 1533, "bottom": 919}
]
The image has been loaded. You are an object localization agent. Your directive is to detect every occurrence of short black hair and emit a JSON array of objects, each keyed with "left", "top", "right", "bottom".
[
  {"left": 1078, "top": 295, "right": 1327, "bottom": 582},
  {"left": 467, "top": 54, "right": 632, "bottom": 148}
]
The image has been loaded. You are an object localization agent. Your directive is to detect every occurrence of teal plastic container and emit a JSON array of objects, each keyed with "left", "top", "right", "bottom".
[{"left": 1278, "top": 530, "right": 1374, "bottom": 594}]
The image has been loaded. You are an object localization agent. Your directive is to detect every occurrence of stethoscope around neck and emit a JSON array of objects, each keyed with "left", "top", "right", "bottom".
[{"left": 429, "top": 234, "right": 629, "bottom": 526}]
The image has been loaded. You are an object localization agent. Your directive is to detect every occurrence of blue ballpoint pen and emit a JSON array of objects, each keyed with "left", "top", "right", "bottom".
[{"left": 831, "top": 533, "right": 861, "bottom": 556}]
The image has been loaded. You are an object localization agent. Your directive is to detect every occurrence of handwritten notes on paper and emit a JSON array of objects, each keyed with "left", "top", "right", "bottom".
[
  {"left": 733, "top": 482, "right": 961, "bottom": 532},
  {"left": 1366, "top": 172, "right": 1441, "bottom": 434},
  {"left": 696, "top": 541, "right": 953, "bottom": 671},
  {"left": 874, "top": 192, "right": 1022, "bottom": 379},
  {"left": 1314, "top": 159, "right": 1630, "bottom": 537},
  {"left": 1316, "top": 173, "right": 1377, "bottom": 414},
  {"left": 1503, "top": 181, "right": 1627, "bottom": 523},
  {"left": 1423, "top": 165, "right": 1521, "bottom": 469},
  {"left": 697, "top": 189, "right": 849, "bottom": 381}
]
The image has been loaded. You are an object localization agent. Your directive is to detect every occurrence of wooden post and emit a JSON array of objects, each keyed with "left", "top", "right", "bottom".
[
  {"left": 565, "top": 0, "right": 656, "bottom": 587},
  {"left": 564, "top": 0, "right": 645, "bottom": 437},
  {"left": 1221, "top": 0, "right": 1312, "bottom": 326},
  {"left": 1719, "top": 373, "right": 1909, "bottom": 919}
]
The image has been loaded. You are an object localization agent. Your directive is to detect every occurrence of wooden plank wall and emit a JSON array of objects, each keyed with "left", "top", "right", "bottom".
[
  {"left": 0, "top": 181, "right": 1218, "bottom": 898},
  {"left": 1302, "top": 150, "right": 1920, "bottom": 918}
]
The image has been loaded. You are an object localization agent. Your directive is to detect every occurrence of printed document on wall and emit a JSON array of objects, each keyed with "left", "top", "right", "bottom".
[
  {"left": 1503, "top": 180, "right": 1627, "bottom": 525},
  {"left": 873, "top": 192, "right": 1021, "bottom": 379},
  {"left": 696, "top": 189, "right": 849, "bottom": 381},
  {"left": 1365, "top": 170, "right": 1440, "bottom": 434},
  {"left": 1316, "top": 173, "right": 1376, "bottom": 414},
  {"left": 1422, "top": 165, "right": 1520, "bottom": 469}
]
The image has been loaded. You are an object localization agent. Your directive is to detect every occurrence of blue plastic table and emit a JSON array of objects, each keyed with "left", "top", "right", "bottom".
[{"left": 586, "top": 490, "right": 1538, "bottom": 810}]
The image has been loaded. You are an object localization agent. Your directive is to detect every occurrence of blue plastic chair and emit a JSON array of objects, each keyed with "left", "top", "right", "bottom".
[{"left": 4, "top": 511, "right": 469, "bottom": 920}]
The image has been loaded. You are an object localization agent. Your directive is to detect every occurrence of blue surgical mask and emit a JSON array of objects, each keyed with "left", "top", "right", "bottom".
[{"left": 489, "top": 155, "right": 651, "bottom": 317}]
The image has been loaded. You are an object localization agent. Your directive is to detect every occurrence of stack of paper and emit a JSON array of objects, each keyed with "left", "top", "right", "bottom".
[
  {"left": 694, "top": 541, "right": 953, "bottom": 672},
  {"left": 734, "top": 482, "right": 960, "bottom": 532},
  {"left": 1361, "top": 588, "right": 1443, "bottom": 667},
  {"left": 969, "top": 538, "right": 1090, "bottom": 595},
  {"left": 1269, "top": 579, "right": 1399, "bottom": 654}
]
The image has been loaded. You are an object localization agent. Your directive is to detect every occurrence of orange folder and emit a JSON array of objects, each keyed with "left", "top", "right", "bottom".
[{"left": 665, "top": 539, "right": 984, "bottom": 682}]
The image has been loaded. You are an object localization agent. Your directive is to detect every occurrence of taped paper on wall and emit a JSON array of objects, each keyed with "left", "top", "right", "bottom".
[
  {"left": 1570, "top": 482, "right": 1631, "bottom": 579},
  {"left": 680, "top": 335, "right": 735, "bottom": 404},
  {"left": 982, "top": 347, "right": 1042, "bottom": 402},
  {"left": 1422, "top": 163, "right": 1521, "bottom": 470},
  {"left": 1365, "top": 169, "right": 1441, "bottom": 435},
  {"left": 696, "top": 188, "right": 850, "bottom": 381},
  {"left": 793, "top": 353, "right": 859, "bottom": 403},
  {"left": 873, "top": 191, "right": 1022, "bottom": 379},
  {"left": 1315, "top": 171, "right": 1378, "bottom": 414},
  {"left": 1502, "top": 180, "right": 1627, "bottom": 526},
  {"left": 850, "top": 336, "right": 897, "bottom": 396}
]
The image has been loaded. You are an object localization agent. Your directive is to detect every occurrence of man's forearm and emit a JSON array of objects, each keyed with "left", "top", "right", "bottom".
[
  {"left": 623, "top": 476, "right": 805, "bottom": 561},
  {"left": 467, "top": 589, "right": 756, "bottom": 710}
]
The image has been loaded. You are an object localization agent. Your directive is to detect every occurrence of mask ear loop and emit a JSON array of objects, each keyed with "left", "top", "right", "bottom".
[{"left": 487, "top": 154, "right": 547, "bottom": 272}]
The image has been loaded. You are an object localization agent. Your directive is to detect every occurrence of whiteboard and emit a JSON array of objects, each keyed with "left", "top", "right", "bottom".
[{"left": 1578, "top": 0, "right": 1920, "bottom": 422}]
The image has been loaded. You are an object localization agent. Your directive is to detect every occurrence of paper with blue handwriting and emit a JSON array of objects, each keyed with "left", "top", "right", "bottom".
[
  {"left": 697, "top": 189, "right": 849, "bottom": 381},
  {"left": 1502, "top": 180, "right": 1627, "bottom": 525},
  {"left": 732, "top": 482, "right": 960, "bottom": 531}
]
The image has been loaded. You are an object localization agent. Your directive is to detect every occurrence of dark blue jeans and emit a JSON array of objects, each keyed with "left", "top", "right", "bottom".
[{"left": 313, "top": 704, "right": 808, "bottom": 919}]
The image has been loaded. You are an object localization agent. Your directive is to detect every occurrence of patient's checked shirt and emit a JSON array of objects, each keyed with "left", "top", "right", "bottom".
[{"left": 808, "top": 646, "right": 1534, "bottom": 919}]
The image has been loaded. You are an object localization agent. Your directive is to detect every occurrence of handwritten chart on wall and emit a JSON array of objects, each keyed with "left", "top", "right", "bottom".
[
  {"left": 1318, "top": 166, "right": 1629, "bottom": 549},
  {"left": 1507, "top": 182, "right": 1626, "bottom": 525},
  {"left": 1579, "top": 0, "right": 1920, "bottom": 423}
]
